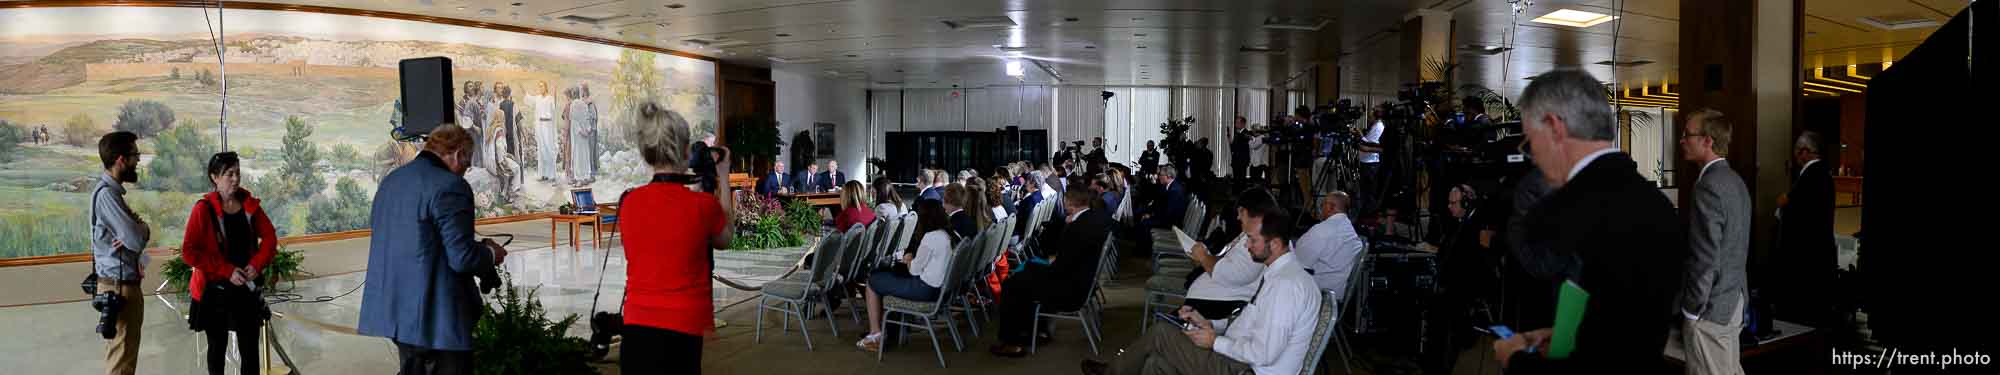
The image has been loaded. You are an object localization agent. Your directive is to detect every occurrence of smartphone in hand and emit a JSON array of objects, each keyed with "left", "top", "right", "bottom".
[{"left": 1155, "top": 311, "right": 1195, "bottom": 331}]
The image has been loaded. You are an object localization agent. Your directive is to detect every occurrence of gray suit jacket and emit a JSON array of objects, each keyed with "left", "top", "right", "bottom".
[
  {"left": 1682, "top": 159, "right": 1751, "bottom": 323},
  {"left": 357, "top": 152, "right": 493, "bottom": 351}
]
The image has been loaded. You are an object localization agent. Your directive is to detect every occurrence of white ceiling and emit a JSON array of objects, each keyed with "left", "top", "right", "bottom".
[{"left": 34, "top": 0, "right": 1961, "bottom": 94}]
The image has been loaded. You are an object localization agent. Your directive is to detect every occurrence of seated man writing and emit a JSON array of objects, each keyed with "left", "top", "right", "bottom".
[{"left": 1177, "top": 188, "right": 1281, "bottom": 329}]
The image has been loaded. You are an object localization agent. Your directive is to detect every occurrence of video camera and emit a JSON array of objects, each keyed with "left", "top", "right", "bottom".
[{"left": 688, "top": 141, "right": 730, "bottom": 193}]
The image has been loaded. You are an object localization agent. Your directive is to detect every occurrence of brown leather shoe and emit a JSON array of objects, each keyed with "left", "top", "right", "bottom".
[
  {"left": 989, "top": 344, "right": 1028, "bottom": 358},
  {"left": 1080, "top": 359, "right": 1110, "bottom": 375}
]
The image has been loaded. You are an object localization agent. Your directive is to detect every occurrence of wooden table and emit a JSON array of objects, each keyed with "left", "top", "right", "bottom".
[
  {"left": 782, "top": 192, "right": 842, "bottom": 208},
  {"left": 549, "top": 214, "right": 597, "bottom": 252}
]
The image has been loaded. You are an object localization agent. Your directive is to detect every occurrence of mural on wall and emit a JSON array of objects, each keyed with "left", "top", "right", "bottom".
[{"left": 0, "top": 7, "right": 718, "bottom": 258}]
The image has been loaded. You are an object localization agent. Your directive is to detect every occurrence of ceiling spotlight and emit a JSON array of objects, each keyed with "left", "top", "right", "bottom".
[{"left": 455, "top": 6, "right": 466, "bottom": 10}]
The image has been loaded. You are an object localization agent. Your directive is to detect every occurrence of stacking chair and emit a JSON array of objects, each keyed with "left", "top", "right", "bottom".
[
  {"left": 1300, "top": 289, "right": 1342, "bottom": 375},
  {"left": 1029, "top": 237, "right": 1116, "bottom": 355},
  {"left": 1330, "top": 242, "right": 1373, "bottom": 374},
  {"left": 835, "top": 220, "right": 890, "bottom": 326},
  {"left": 1150, "top": 198, "right": 1206, "bottom": 271},
  {"left": 755, "top": 227, "right": 854, "bottom": 350},
  {"left": 880, "top": 230, "right": 986, "bottom": 368}
]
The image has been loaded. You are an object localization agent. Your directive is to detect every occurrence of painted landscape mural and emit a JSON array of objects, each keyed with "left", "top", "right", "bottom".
[{"left": 0, "top": 7, "right": 718, "bottom": 257}]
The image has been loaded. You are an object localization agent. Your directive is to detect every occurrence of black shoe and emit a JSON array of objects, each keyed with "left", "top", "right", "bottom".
[
  {"left": 990, "top": 344, "right": 1028, "bottom": 358},
  {"left": 1080, "top": 359, "right": 1109, "bottom": 375}
]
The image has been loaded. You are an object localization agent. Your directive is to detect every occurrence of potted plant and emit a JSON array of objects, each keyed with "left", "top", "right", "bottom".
[
  {"left": 159, "top": 246, "right": 307, "bottom": 294},
  {"left": 724, "top": 113, "right": 784, "bottom": 175}
]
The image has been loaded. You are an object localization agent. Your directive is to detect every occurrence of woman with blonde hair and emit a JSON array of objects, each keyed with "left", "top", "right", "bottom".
[
  {"left": 616, "top": 102, "right": 735, "bottom": 373},
  {"left": 833, "top": 180, "right": 875, "bottom": 230},
  {"left": 963, "top": 177, "right": 993, "bottom": 231}
]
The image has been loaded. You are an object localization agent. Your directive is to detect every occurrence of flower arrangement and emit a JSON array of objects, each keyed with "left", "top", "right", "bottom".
[{"left": 730, "top": 194, "right": 821, "bottom": 250}]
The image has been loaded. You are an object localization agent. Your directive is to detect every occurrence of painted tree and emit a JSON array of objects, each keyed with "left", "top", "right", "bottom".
[
  {"left": 142, "top": 123, "right": 217, "bottom": 193},
  {"left": 275, "top": 116, "right": 325, "bottom": 202},
  {"left": 606, "top": 49, "right": 661, "bottom": 153},
  {"left": 113, "top": 99, "right": 175, "bottom": 138}
]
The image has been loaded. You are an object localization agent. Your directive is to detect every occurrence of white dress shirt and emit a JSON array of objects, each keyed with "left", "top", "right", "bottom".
[
  {"left": 1359, "top": 121, "right": 1385, "bottom": 164},
  {"left": 1212, "top": 252, "right": 1323, "bottom": 375},
  {"left": 1565, "top": 147, "right": 1622, "bottom": 182},
  {"left": 991, "top": 205, "right": 1011, "bottom": 221},
  {"left": 1294, "top": 213, "right": 1365, "bottom": 293},
  {"left": 910, "top": 230, "right": 954, "bottom": 288},
  {"left": 875, "top": 203, "right": 903, "bottom": 219},
  {"left": 1188, "top": 234, "right": 1265, "bottom": 302}
]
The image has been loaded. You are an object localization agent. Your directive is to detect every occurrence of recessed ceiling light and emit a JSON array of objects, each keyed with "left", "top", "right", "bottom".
[
  {"left": 1137, "top": 46, "right": 1147, "bottom": 49},
  {"left": 846, "top": 54, "right": 858, "bottom": 57},
  {"left": 776, "top": 33, "right": 792, "bottom": 37},
  {"left": 1140, "top": 64, "right": 1148, "bottom": 67},
  {"left": 1134, "top": 33, "right": 1146, "bottom": 37},
  {"left": 509, "top": 2, "right": 521, "bottom": 6},
  {"left": 1531, "top": 9, "right": 1618, "bottom": 28},
  {"left": 478, "top": 8, "right": 495, "bottom": 16},
  {"left": 455, "top": 6, "right": 466, "bottom": 10},
  {"left": 665, "top": 3, "right": 685, "bottom": 9},
  {"left": 1065, "top": 17, "right": 1079, "bottom": 22},
  {"left": 1132, "top": 17, "right": 1144, "bottom": 21},
  {"left": 1084, "top": 45, "right": 1095, "bottom": 49},
  {"left": 828, "top": 29, "right": 837, "bottom": 33}
]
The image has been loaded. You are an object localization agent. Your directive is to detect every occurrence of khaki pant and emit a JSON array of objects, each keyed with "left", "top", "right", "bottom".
[
  {"left": 100, "top": 280, "right": 144, "bottom": 375},
  {"left": 1682, "top": 297, "right": 1745, "bottom": 375},
  {"left": 1112, "top": 324, "right": 1252, "bottom": 375}
]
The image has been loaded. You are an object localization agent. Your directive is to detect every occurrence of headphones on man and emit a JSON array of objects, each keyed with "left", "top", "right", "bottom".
[{"left": 1452, "top": 184, "right": 1480, "bottom": 212}]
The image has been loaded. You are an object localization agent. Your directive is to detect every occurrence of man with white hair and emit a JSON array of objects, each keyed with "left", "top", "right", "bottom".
[
  {"left": 1491, "top": 69, "right": 1685, "bottom": 373},
  {"left": 1776, "top": 130, "right": 1834, "bottom": 328}
]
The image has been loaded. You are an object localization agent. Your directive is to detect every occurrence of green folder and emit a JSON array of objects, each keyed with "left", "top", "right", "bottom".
[{"left": 1548, "top": 279, "right": 1589, "bottom": 359}]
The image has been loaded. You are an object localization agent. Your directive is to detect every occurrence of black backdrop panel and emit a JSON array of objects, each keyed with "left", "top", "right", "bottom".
[{"left": 884, "top": 130, "right": 1046, "bottom": 183}]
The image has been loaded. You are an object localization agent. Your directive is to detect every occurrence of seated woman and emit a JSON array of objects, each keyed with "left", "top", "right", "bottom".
[
  {"left": 985, "top": 175, "right": 1011, "bottom": 222},
  {"left": 872, "top": 177, "right": 904, "bottom": 219},
  {"left": 832, "top": 180, "right": 875, "bottom": 230},
  {"left": 180, "top": 152, "right": 279, "bottom": 375},
  {"left": 964, "top": 176, "right": 995, "bottom": 231},
  {"left": 857, "top": 200, "right": 957, "bottom": 352}
]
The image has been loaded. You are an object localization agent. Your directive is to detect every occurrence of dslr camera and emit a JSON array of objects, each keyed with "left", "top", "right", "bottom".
[{"left": 91, "top": 290, "right": 126, "bottom": 339}]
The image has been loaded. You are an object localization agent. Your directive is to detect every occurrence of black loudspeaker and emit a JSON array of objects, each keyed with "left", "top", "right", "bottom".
[{"left": 398, "top": 57, "right": 454, "bottom": 136}]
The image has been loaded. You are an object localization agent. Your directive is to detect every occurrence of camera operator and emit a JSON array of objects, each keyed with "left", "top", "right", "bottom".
[
  {"left": 358, "top": 124, "right": 509, "bottom": 375},
  {"left": 616, "top": 103, "right": 736, "bottom": 373},
  {"left": 1354, "top": 107, "right": 1388, "bottom": 213},
  {"left": 90, "top": 131, "right": 150, "bottom": 375},
  {"left": 1286, "top": 106, "right": 1317, "bottom": 201}
]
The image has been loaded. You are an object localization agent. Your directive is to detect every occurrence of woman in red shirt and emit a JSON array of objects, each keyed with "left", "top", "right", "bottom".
[
  {"left": 179, "top": 152, "right": 278, "bottom": 375},
  {"left": 832, "top": 180, "right": 875, "bottom": 230},
  {"left": 617, "top": 103, "right": 734, "bottom": 374}
]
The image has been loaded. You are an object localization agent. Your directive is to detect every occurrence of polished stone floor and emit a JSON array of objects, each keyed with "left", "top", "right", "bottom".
[{"left": 3, "top": 220, "right": 1399, "bottom": 375}]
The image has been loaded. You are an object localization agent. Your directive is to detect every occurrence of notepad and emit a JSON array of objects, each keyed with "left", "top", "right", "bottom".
[
  {"left": 1548, "top": 279, "right": 1590, "bottom": 359},
  {"left": 1172, "top": 227, "right": 1200, "bottom": 256}
]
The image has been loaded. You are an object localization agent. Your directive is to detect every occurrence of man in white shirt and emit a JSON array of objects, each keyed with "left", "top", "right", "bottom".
[
  {"left": 1295, "top": 191, "right": 1365, "bottom": 293},
  {"left": 1085, "top": 209, "right": 1321, "bottom": 375},
  {"left": 1354, "top": 114, "right": 1387, "bottom": 212},
  {"left": 1179, "top": 188, "right": 1279, "bottom": 330}
]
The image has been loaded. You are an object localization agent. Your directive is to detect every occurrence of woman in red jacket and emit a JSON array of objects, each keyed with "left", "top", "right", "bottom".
[{"left": 179, "top": 152, "right": 278, "bottom": 375}]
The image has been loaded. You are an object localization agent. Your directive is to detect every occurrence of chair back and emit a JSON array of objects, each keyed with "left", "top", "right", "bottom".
[
  {"left": 803, "top": 229, "right": 850, "bottom": 287},
  {"left": 1299, "top": 289, "right": 1341, "bottom": 375},
  {"left": 922, "top": 230, "right": 987, "bottom": 315},
  {"left": 844, "top": 221, "right": 883, "bottom": 284}
]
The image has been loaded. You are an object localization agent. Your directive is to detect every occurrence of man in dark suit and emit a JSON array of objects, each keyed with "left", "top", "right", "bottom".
[
  {"left": 1139, "top": 140, "right": 1161, "bottom": 177},
  {"left": 1139, "top": 166, "right": 1187, "bottom": 230},
  {"left": 794, "top": 163, "right": 820, "bottom": 193},
  {"left": 1677, "top": 109, "right": 1752, "bottom": 375},
  {"left": 1777, "top": 130, "right": 1834, "bottom": 327},
  {"left": 991, "top": 185, "right": 1112, "bottom": 357},
  {"left": 1492, "top": 70, "right": 1685, "bottom": 374},
  {"left": 1230, "top": 116, "right": 1251, "bottom": 179},
  {"left": 756, "top": 161, "right": 789, "bottom": 197},
  {"left": 1087, "top": 137, "right": 1108, "bottom": 165},
  {"left": 1014, "top": 174, "right": 1044, "bottom": 237},
  {"left": 817, "top": 160, "right": 845, "bottom": 192},
  {"left": 359, "top": 125, "right": 508, "bottom": 375}
]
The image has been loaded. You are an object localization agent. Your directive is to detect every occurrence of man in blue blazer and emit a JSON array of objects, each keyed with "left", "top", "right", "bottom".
[
  {"left": 358, "top": 125, "right": 508, "bottom": 375},
  {"left": 757, "top": 161, "right": 789, "bottom": 197}
]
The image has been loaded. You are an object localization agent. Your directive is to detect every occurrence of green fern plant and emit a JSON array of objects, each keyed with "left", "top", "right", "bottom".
[
  {"left": 472, "top": 269, "right": 593, "bottom": 375},
  {"left": 159, "top": 246, "right": 307, "bottom": 293}
]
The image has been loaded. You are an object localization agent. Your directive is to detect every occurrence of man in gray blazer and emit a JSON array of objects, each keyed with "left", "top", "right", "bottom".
[
  {"left": 358, "top": 124, "right": 508, "bottom": 375},
  {"left": 1676, "top": 109, "right": 1750, "bottom": 375}
]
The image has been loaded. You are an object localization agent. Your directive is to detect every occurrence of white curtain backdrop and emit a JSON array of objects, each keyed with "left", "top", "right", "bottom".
[
  {"left": 1175, "top": 87, "right": 1235, "bottom": 176},
  {"left": 869, "top": 90, "right": 902, "bottom": 163},
  {"left": 1237, "top": 88, "right": 1272, "bottom": 128},
  {"left": 901, "top": 88, "right": 968, "bottom": 131},
  {"left": 1128, "top": 87, "right": 1171, "bottom": 166},
  {"left": 1056, "top": 86, "right": 1106, "bottom": 153}
]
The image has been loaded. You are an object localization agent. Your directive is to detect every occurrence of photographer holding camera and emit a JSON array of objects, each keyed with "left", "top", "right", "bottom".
[
  {"left": 617, "top": 102, "right": 736, "bottom": 374},
  {"left": 88, "top": 131, "right": 149, "bottom": 375}
]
